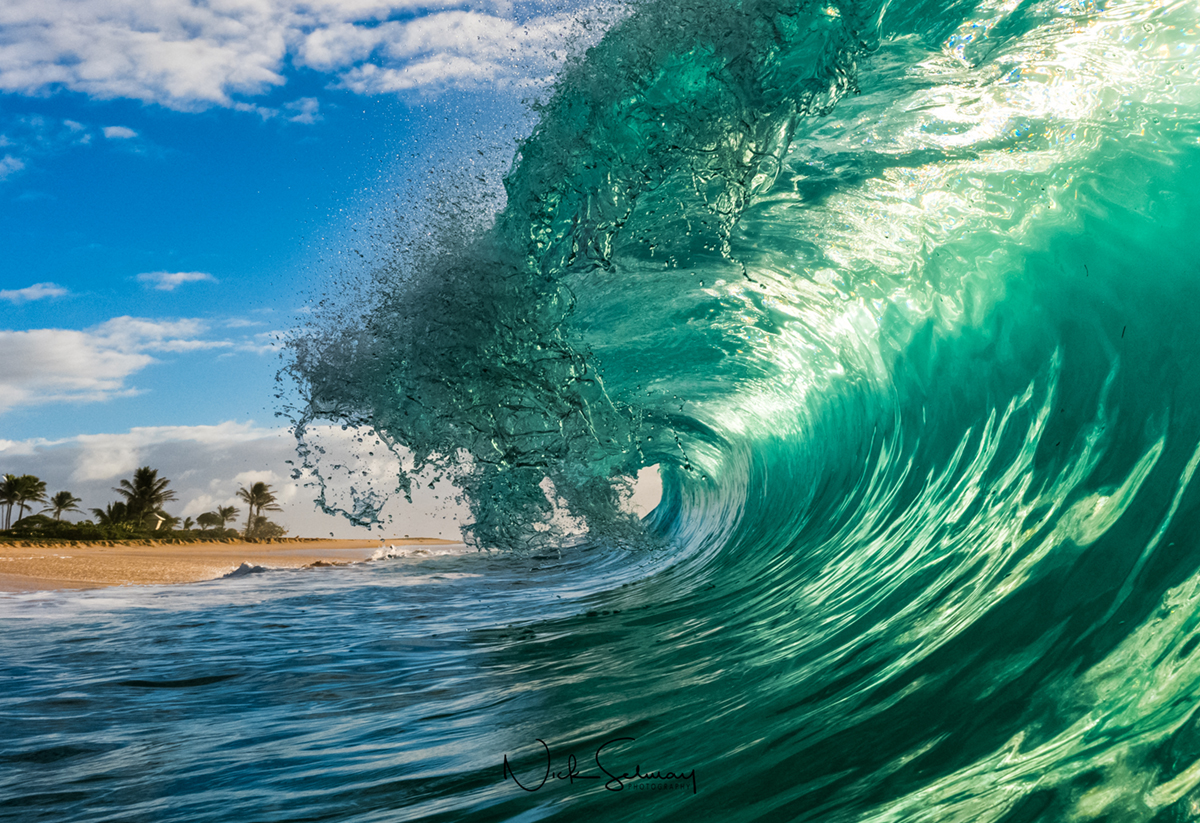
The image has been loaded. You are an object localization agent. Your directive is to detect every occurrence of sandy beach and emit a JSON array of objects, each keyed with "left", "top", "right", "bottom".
[{"left": 0, "top": 537, "right": 461, "bottom": 592}]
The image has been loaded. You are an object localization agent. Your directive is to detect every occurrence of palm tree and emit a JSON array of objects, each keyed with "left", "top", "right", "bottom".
[
  {"left": 91, "top": 501, "right": 129, "bottom": 526},
  {"left": 237, "top": 482, "right": 282, "bottom": 537},
  {"left": 216, "top": 505, "right": 239, "bottom": 530},
  {"left": 12, "top": 475, "right": 47, "bottom": 523},
  {"left": 43, "top": 491, "right": 82, "bottom": 521},
  {"left": 113, "top": 466, "right": 177, "bottom": 527},
  {"left": 182, "top": 516, "right": 195, "bottom": 530},
  {"left": 0, "top": 474, "right": 17, "bottom": 529}
]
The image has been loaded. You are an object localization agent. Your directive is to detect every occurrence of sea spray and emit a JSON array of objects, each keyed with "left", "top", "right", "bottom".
[{"left": 285, "top": 0, "right": 882, "bottom": 548}]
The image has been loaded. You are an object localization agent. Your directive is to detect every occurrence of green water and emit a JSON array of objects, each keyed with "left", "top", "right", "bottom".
[{"left": 288, "top": 0, "right": 1200, "bottom": 819}]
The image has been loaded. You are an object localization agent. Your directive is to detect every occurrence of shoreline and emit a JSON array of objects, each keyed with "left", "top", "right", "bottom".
[{"left": 0, "top": 537, "right": 463, "bottom": 593}]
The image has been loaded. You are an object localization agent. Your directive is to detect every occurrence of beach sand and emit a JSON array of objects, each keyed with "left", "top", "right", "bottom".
[{"left": 0, "top": 537, "right": 461, "bottom": 592}]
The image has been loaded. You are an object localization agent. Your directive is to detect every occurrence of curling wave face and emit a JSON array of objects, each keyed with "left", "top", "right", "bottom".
[{"left": 285, "top": 0, "right": 1200, "bottom": 818}]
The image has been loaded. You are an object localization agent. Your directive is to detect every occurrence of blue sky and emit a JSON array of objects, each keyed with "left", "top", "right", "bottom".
[{"left": 0, "top": 0, "right": 630, "bottom": 537}]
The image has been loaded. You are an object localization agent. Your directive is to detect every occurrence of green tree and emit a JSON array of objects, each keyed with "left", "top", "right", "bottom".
[
  {"left": 0, "top": 474, "right": 17, "bottom": 530},
  {"left": 216, "top": 505, "right": 239, "bottom": 529},
  {"left": 43, "top": 491, "right": 83, "bottom": 521},
  {"left": 113, "top": 467, "right": 177, "bottom": 527},
  {"left": 11, "top": 475, "right": 47, "bottom": 524},
  {"left": 90, "top": 501, "right": 130, "bottom": 526},
  {"left": 196, "top": 511, "right": 223, "bottom": 531},
  {"left": 248, "top": 515, "right": 286, "bottom": 539},
  {"left": 182, "top": 516, "right": 195, "bottom": 530},
  {"left": 236, "top": 483, "right": 281, "bottom": 536},
  {"left": 12, "top": 513, "right": 56, "bottom": 531}
]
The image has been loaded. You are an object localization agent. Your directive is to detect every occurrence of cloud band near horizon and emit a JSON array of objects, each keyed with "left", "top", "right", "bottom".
[{"left": 0, "top": 421, "right": 469, "bottom": 538}]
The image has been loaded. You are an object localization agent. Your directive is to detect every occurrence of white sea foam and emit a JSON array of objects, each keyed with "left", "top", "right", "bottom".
[{"left": 369, "top": 543, "right": 471, "bottom": 561}]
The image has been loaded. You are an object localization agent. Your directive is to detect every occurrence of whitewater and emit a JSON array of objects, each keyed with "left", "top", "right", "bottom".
[{"left": 7, "top": 0, "right": 1200, "bottom": 820}]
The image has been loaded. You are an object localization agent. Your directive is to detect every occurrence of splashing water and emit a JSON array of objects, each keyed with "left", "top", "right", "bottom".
[{"left": 283, "top": 0, "right": 1200, "bottom": 816}]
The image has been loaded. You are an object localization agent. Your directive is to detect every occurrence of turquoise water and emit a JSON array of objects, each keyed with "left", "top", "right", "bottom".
[{"left": 10, "top": 0, "right": 1200, "bottom": 819}]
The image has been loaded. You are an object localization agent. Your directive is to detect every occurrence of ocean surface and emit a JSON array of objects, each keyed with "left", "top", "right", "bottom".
[{"left": 9, "top": 0, "right": 1200, "bottom": 820}]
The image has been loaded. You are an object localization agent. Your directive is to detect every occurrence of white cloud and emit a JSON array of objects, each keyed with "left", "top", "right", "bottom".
[
  {"left": 102, "top": 125, "right": 137, "bottom": 139},
  {"left": 0, "top": 281, "right": 67, "bottom": 303},
  {"left": 0, "top": 115, "right": 99, "bottom": 183},
  {"left": 96, "top": 316, "right": 232, "bottom": 352},
  {"left": 0, "top": 154, "right": 25, "bottom": 179},
  {"left": 233, "top": 101, "right": 279, "bottom": 120},
  {"left": 326, "top": 10, "right": 587, "bottom": 94},
  {"left": 0, "top": 316, "right": 228, "bottom": 411},
  {"left": 0, "top": 0, "right": 289, "bottom": 109},
  {"left": 137, "top": 270, "right": 217, "bottom": 291},
  {"left": 284, "top": 97, "right": 320, "bottom": 124},
  {"left": 3, "top": 115, "right": 94, "bottom": 153},
  {"left": 0, "top": 328, "right": 153, "bottom": 410},
  {"left": 231, "top": 468, "right": 281, "bottom": 487},
  {"left": 66, "top": 422, "right": 283, "bottom": 481},
  {"left": 0, "top": 1, "right": 616, "bottom": 109},
  {"left": 227, "top": 330, "right": 283, "bottom": 356}
]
